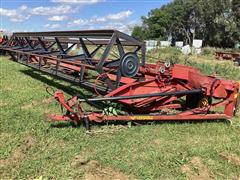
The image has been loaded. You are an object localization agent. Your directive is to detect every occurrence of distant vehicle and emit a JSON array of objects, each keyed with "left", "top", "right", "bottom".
[
  {"left": 0, "top": 31, "right": 9, "bottom": 45},
  {"left": 0, "top": 31, "right": 4, "bottom": 44},
  {"left": 0, "top": 31, "right": 9, "bottom": 55},
  {"left": 215, "top": 51, "right": 240, "bottom": 66}
]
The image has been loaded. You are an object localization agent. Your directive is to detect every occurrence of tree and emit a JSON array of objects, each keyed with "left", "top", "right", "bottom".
[
  {"left": 131, "top": 26, "right": 146, "bottom": 41},
  {"left": 132, "top": 0, "right": 240, "bottom": 48}
]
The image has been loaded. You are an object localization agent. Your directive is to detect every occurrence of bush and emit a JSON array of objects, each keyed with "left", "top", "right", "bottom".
[
  {"left": 188, "top": 60, "right": 240, "bottom": 80},
  {"left": 201, "top": 47, "right": 216, "bottom": 56},
  {"left": 147, "top": 47, "right": 182, "bottom": 63}
]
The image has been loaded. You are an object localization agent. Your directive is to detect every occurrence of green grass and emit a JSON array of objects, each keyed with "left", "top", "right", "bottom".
[
  {"left": 0, "top": 55, "right": 240, "bottom": 179},
  {"left": 147, "top": 47, "right": 240, "bottom": 80}
]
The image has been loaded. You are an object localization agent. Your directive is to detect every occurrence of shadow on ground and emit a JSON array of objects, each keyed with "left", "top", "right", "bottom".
[{"left": 20, "top": 69, "right": 107, "bottom": 109}]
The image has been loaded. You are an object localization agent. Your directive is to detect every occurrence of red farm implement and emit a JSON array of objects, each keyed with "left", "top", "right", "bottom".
[
  {"left": 215, "top": 51, "right": 240, "bottom": 66},
  {"left": 0, "top": 30, "right": 239, "bottom": 130},
  {"left": 0, "top": 31, "right": 9, "bottom": 55}
]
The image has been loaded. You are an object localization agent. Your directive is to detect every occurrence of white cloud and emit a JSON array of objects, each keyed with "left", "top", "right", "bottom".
[
  {"left": 0, "top": 6, "right": 30, "bottom": 22},
  {"left": 19, "top": 5, "right": 28, "bottom": 11},
  {"left": 48, "top": 15, "right": 68, "bottom": 21},
  {"left": 31, "top": 5, "right": 73, "bottom": 16},
  {"left": 67, "top": 10, "right": 135, "bottom": 33},
  {"left": 0, "top": 5, "right": 73, "bottom": 23},
  {"left": 69, "top": 10, "right": 133, "bottom": 26},
  {"left": 51, "top": 0, "right": 104, "bottom": 5},
  {"left": 71, "top": 19, "right": 89, "bottom": 26},
  {"left": 106, "top": 10, "right": 133, "bottom": 21},
  {"left": 43, "top": 23, "right": 61, "bottom": 29},
  {"left": 101, "top": 21, "right": 138, "bottom": 34},
  {"left": 1, "top": 1, "right": 105, "bottom": 25}
]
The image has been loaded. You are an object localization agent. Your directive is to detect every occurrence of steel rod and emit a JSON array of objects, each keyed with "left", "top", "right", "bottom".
[{"left": 78, "top": 89, "right": 203, "bottom": 102}]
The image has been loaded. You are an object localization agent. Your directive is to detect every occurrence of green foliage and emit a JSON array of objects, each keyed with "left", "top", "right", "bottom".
[
  {"left": 131, "top": 26, "right": 146, "bottom": 41},
  {"left": 103, "top": 106, "right": 118, "bottom": 116},
  {"left": 147, "top": 47, "right": 182, "bottom": 63},
  {"left": 132, "top": 0, "right": 240, "bottom": 48},
  {"left": 201, "top": 47, "right": 215, "bottom": 56}
]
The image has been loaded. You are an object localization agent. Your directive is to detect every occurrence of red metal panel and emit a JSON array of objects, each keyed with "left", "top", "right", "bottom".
[{"left": 87, "top": 113, "right": 229, "bottom": 122}]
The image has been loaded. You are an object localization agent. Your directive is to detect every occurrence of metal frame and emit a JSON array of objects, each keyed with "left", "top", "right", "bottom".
[
  {"left": 2, "top": 29, "right": 145, "bottom": 91},
  {"left": 0, "top": 29, "right": 239, "bottom": 130}
]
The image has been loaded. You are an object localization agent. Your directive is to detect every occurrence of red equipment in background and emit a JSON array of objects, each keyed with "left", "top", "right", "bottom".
[
  {"left": 215, "top": 51, "right": 239, "bottom": 61},
  {"left": 0, "top": 30, "right": 239, "bottom": 130},
  {"left": 0, "top": 31, "right": 9, "bottom": 45},
  {"left": 0, "top": 31, "right": 9, "bottom": 55},
  {"left": 215, "top": 51, "right": 240, "bottom": 66}
]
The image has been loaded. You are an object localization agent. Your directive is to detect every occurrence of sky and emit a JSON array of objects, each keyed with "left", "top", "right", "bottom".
[{"left": 0, "top": 0, "right": 171, "bottom": 34}]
